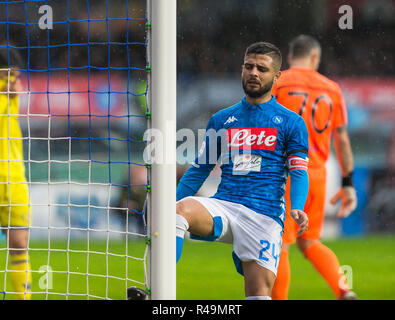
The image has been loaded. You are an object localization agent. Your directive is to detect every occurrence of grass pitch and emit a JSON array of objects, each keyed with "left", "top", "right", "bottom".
[
  {"left": 1, "top": 234, "right": 394, "bottom": 300},
  {"left": 178, "top": 233, "right": 395, "bottom": 300}
]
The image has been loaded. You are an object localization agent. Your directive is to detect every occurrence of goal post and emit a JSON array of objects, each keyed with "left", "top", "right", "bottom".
[
  {"left": 148, "top": 0, "right": 177, "bottom": 300},
  {"left": 0, "top": 0, "right": 177, "bottom": 301}
]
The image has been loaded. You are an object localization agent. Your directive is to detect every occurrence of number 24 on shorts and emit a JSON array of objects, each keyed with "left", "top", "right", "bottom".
[{"left": 259, "top": 240, "right": 280, "bottom": 268}]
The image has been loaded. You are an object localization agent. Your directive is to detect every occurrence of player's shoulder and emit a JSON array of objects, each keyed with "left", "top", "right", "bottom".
[
  {"left": 276, "top": 68, "right": 309, "bottom": 86},
  {"left": 211, "top": 100, "right": 243, "bottom": 121},
  {"left": 310, "top": 70, "right": 342, "bottom": 92},
  {"left": 277, "top": 68, "right": 342, "bottom": 94},
  {"left": 0, "top": 93, "right": 18, "bottom": 102},
  {"left": 0, "top": 93, "right": 13, "bottom": 109},
  {"left": 272, "top": 97, "right": 301, "bottom": 119}
]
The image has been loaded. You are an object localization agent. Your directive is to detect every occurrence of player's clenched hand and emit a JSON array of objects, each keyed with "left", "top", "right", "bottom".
[
  {"left": 290, "top": 209, "right": 308, "bottom": 236},
  {"left": 0, "top": 73, "right": 21, "bottom": 98},
  {"left": 9, "top": 76, "right": 21, "bottom": 98},
  {"left": 330, "top": 186, "right": 357, "bottom": 218}
]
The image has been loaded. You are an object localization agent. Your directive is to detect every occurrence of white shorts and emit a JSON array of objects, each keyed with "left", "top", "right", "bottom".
[{"left": 186, "top": 196, "right": 283, "bottom": 276}]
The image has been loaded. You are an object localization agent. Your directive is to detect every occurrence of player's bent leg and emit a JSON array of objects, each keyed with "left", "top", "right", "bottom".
[
  {"left": 176, "top": 214, "right": 189, "bottom": 263},
  {"left": 242, "top": 260, "right": 276, "bottom": 299},
  {"left": 297, "top": 237, "right": 352, "bottom": 299},
  {"left": 176, "top": 197, "right": 215, "bottom": 263},
  {"left": 5, "top": 228, "right": 32, "bottom": 300},
  {"left": 296, "top": 237, "right": 317, "bottom": 252},
  {"left": 176, "top": 197, "right": 214, "bottom": 236},
  {"left": 271, "top": 243, "right": 290, "bottom": 300},
  {"left": 7, "top": 228, "right": 29, "bottom": 255}
]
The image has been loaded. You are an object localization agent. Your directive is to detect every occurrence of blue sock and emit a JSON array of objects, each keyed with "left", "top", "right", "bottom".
[
  {"left": 176, "top": 214, "right": 189, "bottom": 263},
  {"left": 176, "top": 236, "right": 184, "bottom": 263}
]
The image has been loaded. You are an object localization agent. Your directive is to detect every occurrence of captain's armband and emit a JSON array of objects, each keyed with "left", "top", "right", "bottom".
[{"left": 287, "top": 155, "right": 309, "bottom": 172}]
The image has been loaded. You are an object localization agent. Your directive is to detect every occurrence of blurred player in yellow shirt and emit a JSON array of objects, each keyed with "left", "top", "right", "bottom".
[{"left": 0, "top": 47, "right": 31, "bottom": 300}]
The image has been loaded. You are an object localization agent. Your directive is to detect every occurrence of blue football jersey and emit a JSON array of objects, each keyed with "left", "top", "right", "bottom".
[{"left": 177, "top": 96, "right": 309, "bottom": 227}]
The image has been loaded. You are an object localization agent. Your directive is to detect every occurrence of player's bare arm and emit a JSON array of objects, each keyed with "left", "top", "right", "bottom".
[
  {"left": 330, "top": 126, "right": 357, "bottom": 218},
  {"left": 333, "top": 126, "right": 353, "bottom": 176}
]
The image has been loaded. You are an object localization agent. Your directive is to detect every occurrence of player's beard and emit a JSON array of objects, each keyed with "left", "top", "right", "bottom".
[{"left": 242, "top": 77, "right": 274, "bottom": 99}]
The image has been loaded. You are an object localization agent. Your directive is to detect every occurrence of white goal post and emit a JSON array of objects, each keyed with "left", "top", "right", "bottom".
[{"left": 148, "top": 0, "right": 177, "bottom": 300}]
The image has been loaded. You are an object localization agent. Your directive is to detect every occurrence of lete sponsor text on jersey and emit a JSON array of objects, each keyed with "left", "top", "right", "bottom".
[{"left": 227, "top": 127, "right": 278, "bottom": 151}]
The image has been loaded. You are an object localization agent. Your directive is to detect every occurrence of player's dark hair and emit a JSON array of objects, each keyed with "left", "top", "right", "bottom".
[
  {"left": 245, "top": 42, "right": 282, "bottom": 72},
  {"left": 0, "top": 46, "right": 24, "bottom": 69},
  {"left": 288, "top": 35, "right": 321, "bottom": 59}
]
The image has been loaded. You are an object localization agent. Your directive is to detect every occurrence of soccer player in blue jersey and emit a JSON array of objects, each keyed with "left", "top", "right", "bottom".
[{"left": 176, "top": 42, "right": 310, "bottom": 300}]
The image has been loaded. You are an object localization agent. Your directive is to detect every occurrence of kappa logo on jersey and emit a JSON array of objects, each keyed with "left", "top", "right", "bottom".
[
  {"left": 227, "top": 127, "right": 278, "bottom": 151},
  {"left": 224, "top": 116, "right": 238, "bottom": 125}
]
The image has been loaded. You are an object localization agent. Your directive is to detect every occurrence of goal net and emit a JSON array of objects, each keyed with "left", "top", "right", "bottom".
[{"left": 0, "top": 0, "right": 175, "bottom": 300}]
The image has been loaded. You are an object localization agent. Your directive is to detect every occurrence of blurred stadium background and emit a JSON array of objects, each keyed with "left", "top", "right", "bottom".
[{"left": 0, "top": 0, "right": 394, "bottom": 299}]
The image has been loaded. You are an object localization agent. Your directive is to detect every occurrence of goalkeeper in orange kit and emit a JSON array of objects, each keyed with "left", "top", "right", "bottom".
[
  {"left": 0, "top": 47, "right": 32, "bottom": 300},
  {"left": 271, "top": 35, "right": 357, "bottom": 300}
]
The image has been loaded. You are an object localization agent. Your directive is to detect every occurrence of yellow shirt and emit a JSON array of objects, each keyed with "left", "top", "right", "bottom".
[{"left": 0, "top": 77, "right": 26, "bottom": 182}]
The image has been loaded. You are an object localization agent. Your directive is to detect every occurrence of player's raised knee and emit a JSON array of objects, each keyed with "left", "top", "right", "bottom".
[
  {"left": 176, "top": 198, "right": 191, "bottom": 217},
  {"left": 176, "top": 197, "right": 201, "bottom": 218},
  {"left": 176, "top": 197, "right": 215, "bottom": 236}
]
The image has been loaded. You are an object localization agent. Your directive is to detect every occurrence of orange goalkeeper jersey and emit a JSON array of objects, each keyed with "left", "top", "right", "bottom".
[{"left": 272, "top": 67, "right": 348, "bottom": 169}]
